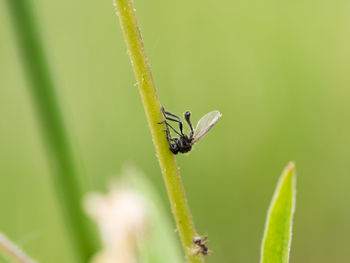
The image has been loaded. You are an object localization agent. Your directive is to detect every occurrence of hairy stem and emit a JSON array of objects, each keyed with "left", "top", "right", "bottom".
[
  {"left": 6, "top": 1, "right": 97, "bottom": 261},
  {"left": 113, "top": 0, "right": 204, "bottom": 262}
]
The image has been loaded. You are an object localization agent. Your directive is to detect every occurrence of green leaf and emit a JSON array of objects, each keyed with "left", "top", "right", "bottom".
[{"left": 260, "top": 162, "right": 296, "bottom": 263}]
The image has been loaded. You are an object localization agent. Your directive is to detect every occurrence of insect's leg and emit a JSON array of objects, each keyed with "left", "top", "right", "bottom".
[
  {"left": 160, "top": 106, "right": 184, "bottom": 134},
  {"left": 159, "top": 114, "right": 173, "bottom": 140},
  {"left": 163, "top": 128, "right": 172, "bottom": 143},
  {"left": 184, "top": 111, "right": 194, "bottom": 136},
  {"left": 158, "top": 113, "right": 181, "bottom": 139},
  {"left": 162, "top": 108, "right": 184, "bottom": 134},
  {"left": 160, "top": 106, "right": 176, "bottom": 121},
  {"left": 163, "top": 109, "right": 182, "bottom": 121},
  {"left": 159, "top": 114, "right": 179, "bottom": 155},
  {"left": 163, "top": 115, "right": 184, "bottom": 135},
  {"left": 160, "top": 105, "right": 166, "bottom": 115},
  {"left": 165, "top": 122, "right": 182, "bottom": 136},
  {"left": 191, "top": 242, "right": 201, "bottom": 256},
  {"left": 201, "top": 235, "right": 208, "bottom": 245}
]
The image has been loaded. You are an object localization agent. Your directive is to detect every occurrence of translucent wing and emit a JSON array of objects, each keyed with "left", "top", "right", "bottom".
[{"left": 192, "top": 110, "right": 222, "bottom": 144}]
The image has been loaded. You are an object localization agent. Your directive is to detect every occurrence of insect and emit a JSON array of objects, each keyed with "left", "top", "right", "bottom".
[
  {"left": 158, "top": 106, "right": 222, "bottom": 154},
  {"left": 192, "top": 235, "right": 211, "bottom": 255}
]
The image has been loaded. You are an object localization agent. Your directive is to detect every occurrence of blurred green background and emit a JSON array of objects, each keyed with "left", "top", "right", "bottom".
[{"left": 1, "top": 0, "right": 350, "bottom": 262}]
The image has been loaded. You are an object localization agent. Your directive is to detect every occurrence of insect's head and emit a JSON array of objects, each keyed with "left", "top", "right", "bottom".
[{"left": 192, "top": 236, "right": 202, "bottom": 244}]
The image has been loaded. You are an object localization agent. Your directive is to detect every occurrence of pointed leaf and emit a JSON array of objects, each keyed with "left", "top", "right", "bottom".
[{"left": 260, "top": 162, "right": 296, "bottom": 263}]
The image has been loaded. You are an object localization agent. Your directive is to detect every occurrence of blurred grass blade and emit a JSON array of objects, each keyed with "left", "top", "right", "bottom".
[
  {"left": 0, "top": 232, "right": 36, "bottom": 263},
  {"left": 6, "top": 0, "right": 97, "bottom": 261},
  {"left": 260, "top": 162, "right": 296, "bottom": 263}
]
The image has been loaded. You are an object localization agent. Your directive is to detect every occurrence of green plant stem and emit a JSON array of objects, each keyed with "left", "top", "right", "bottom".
[
  {"left": 113, "top": 1, "right": 204, "bottom": 262},
  {"left": 6, "top": 1, "right": 97, "bottom": 262}
]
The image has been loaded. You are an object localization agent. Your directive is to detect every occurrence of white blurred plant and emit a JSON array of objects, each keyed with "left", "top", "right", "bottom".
[{"left": 84, "top": 182, "right": 148, "bottom": 263}]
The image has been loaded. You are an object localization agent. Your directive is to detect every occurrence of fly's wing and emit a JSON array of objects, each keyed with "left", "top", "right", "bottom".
[{"left": 192, "top": 111, "right": 222, "bottom": 144}]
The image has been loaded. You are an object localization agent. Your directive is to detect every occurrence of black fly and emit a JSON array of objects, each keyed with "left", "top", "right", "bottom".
[{"left": 158, "top": 106, "right": 222, "bottom": 155}]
